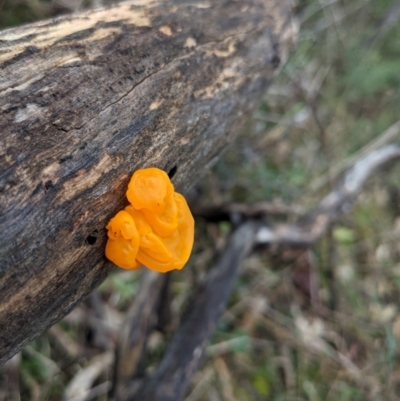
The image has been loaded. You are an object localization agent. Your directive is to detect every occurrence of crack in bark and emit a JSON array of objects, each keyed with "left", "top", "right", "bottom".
[{"left": 73, "top": 27, "right": 261, "bottom": 132}]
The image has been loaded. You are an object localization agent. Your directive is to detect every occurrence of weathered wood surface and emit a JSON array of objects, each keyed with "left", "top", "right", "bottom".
[{"left": 0, "top": 0, "right": 296, "bottom": 364}]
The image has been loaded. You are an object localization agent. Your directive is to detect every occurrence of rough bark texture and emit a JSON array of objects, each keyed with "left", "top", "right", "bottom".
[{"left": 0, "top": 0, "right": 297, "bottom": 364}]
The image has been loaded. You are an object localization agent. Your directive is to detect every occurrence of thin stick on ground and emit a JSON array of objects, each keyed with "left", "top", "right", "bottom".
[
  {"left": 111, "top": 272, "right": 166, "bottom": 400},
  {"left": 256, "top": 143, "right": 400, "bottom": 245},
  {"left": 311, "top": 121, "right": 400, "bottom": 191},
  {"left": 192, "top": 201, "right": 305, "bottom": 223}
]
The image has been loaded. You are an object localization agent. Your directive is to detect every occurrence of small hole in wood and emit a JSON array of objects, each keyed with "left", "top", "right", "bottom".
[
  {"left": 44, "top": 180, "right": 54, "bottom": 190},
  {"left": 86, "top": 230, "right": 98, "bottom": 245},
  {"left": 168, "top": 165, "right": 178, "bottom": 179}
]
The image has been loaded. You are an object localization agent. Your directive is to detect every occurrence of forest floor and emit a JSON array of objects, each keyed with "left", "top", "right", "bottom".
[{"left": 1, "top": 0, "right": 400, "bottom": 400}]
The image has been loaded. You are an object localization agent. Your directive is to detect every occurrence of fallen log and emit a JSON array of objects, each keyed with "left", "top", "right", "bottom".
[{"left": 0, "top": 0, "right": 297, "bottom": 364}]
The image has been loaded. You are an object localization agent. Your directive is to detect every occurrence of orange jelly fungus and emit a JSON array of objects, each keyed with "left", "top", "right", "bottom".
[{"left": 105, "top": 168, "right": 194, "bottom": 273}]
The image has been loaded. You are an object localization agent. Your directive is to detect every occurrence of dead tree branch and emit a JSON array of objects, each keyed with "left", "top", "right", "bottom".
[
  {"left": 256, "top": 144, "right": 400, "bottom": 246},
  {"left": 192, "top": 201, "right": 305, "bottom": 223},
  {"left": 0, "top": 0, "right": 297, "bottom": 364}
]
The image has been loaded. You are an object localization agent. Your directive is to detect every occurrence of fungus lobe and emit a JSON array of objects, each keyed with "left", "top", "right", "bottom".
[{"left": 105, "top": 168, "right": 194, "bottom": 273}]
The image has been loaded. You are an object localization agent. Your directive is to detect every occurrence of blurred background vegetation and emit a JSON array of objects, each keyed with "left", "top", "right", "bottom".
[{"left": 1, "top": 0, "right": 400, "bottom": 400}]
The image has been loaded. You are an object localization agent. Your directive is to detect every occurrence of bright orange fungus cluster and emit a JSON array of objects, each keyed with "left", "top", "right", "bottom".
[{"left": 105, "top": 167, "right": 194, "bottom": 273}]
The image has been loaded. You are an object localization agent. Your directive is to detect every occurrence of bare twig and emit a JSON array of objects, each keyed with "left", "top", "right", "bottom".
[
  {"left": 192, "top": 201, "right": 304, "bottom": 223},
  {"left": 311, "top": 120, "right": 400, "bottom": 191},
  {"left": 155, "top": 273, "right": 175, "bottom": 336},
  {"left": 66, "top": 382, "right": 111, "bottom": 401},
  {"left": 370, "top": 0, "right": 400, "bottom": 43},
  {"left": 214, "top": 358, "right": 238, "bottom": 401},
  {"left": 112, "top": 272, "right": 166, "bottom": 399},
  {"left": 0, "top": 353, "right": 21, "bottom": 401},
  {"left": 48, "top": 325, "right": 82, "bottom": 359},
  {"left": 256, "top": 144, "right": 400, "bottom": 246},
  {"left": 184, "top": 367, "right": 214, "bottom": 401},
  {"left": 64, "top": 352, "right": 113, "bottom": 401}
]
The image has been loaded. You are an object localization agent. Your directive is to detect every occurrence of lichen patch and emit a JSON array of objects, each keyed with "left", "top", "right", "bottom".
[
  {"left": 42, "top": 162, "right": 60, "bottom": 184},
  {"left": 149, "top": 99, "right": 163, "bottom": 110},
  {"left": 194, "top": 3, "right": 211, "bottom": 9},
  {"left": 184, "top": 37, "right": 197, "bottom": 48},
  {"left": 57, "top": 154, "right": 113, "bottom": 203},
  {"left": 159, "top": 26, "right": 173, "bottom": 36},
  {"left": 14, "top": 103, "right": 43, "bottom": 123},
  {"left": 207, "top": 41, "right": 237, "bottom": 58}
]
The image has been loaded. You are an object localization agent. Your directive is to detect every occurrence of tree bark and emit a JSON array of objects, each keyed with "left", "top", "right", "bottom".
[{"left": 0, "top": 0, "right": 297, "bottom": 364}]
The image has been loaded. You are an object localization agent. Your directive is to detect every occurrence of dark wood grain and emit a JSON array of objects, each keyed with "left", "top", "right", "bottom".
[{"left": 0, "top": 0, "right": 296, "bottom": 364}]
